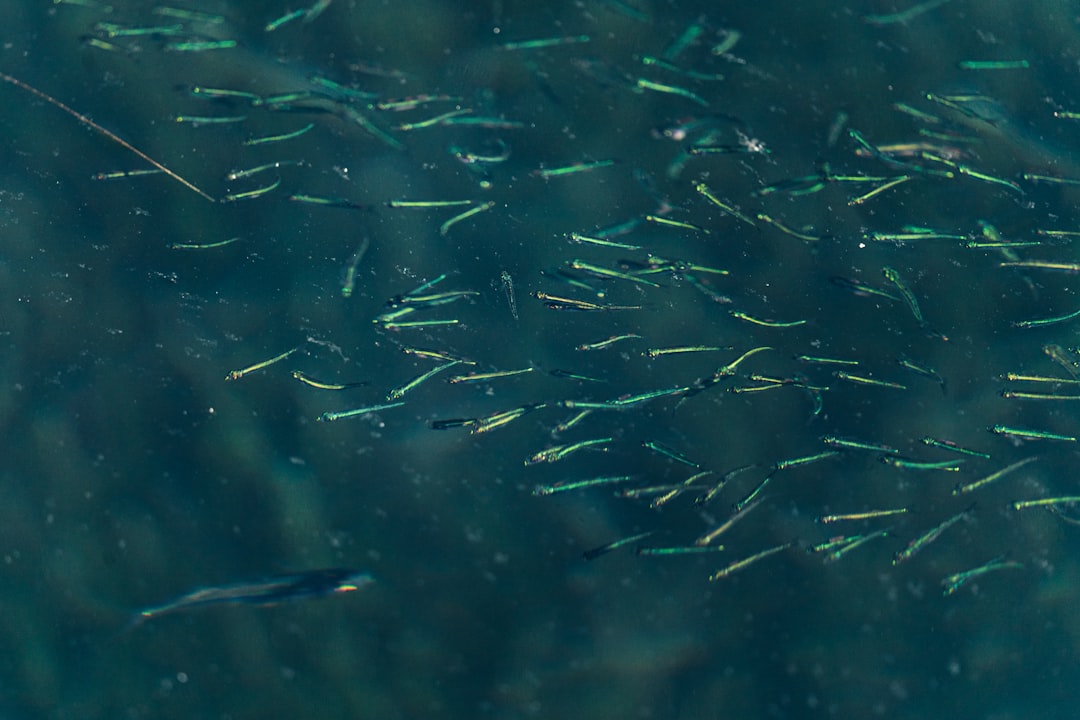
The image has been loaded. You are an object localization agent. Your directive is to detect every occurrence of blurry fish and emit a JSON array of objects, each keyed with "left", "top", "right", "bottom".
[{"left": 128, "top": 567, "right": 374, "bottom": 628}]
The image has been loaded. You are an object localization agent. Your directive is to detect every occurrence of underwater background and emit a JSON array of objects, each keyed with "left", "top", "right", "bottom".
[{"left": 1, "top": 0, "right": 1080, "bottom": 718}]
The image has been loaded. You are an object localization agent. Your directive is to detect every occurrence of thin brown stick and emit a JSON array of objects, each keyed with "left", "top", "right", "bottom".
[{"left": 0, "top": 72, "right": 216, "bottom": 202}]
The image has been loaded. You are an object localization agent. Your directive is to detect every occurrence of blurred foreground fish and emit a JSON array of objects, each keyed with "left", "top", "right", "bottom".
[{"left": 129, "top": 567, "right": 373, "bottom": 628}]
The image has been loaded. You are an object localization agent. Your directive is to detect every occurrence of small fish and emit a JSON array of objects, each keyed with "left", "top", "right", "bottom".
[
  {"left": 500, "top": 270, "right": 519, "bottom": 319},
  {"left": 129, "top": 568, "right": 373, "bottom": 628}
]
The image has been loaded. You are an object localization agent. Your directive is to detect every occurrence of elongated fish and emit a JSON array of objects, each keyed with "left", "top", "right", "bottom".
[{"left": 130, "top": 567, "right": 373, "bottom": 628}]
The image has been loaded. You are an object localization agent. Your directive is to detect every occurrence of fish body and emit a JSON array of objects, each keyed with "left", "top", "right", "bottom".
[{"left": 131, "top": 567, "right": 373, "bottom": 627}]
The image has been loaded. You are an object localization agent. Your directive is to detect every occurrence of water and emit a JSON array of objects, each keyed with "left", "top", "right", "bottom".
[{"left": 1, "top": 1, "right": 1079, "bottom": 718}]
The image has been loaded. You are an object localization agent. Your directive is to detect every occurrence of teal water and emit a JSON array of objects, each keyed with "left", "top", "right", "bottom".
[{"left": 1, "top": 1, "right": 1079, "bottom": 718}]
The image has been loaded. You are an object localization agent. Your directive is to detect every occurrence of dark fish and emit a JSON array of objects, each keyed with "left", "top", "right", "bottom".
[{"left": 129, "top": 567, "right": 373, "bottom": 628}]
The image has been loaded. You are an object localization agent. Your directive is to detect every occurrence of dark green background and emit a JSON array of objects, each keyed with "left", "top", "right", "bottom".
[{"left": 1, "top": 1, "right": 1078, "bottom": 718}]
